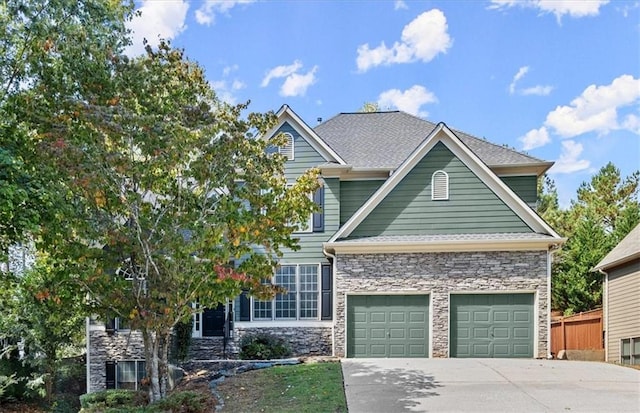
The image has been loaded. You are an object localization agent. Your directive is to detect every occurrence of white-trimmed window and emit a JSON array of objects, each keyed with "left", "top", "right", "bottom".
[
  {"left": 253, "top": 264, "right": 319, "bottom": 320},
  {"left": 431, "top": 170, "right": 449, "bottom": 200},
  {"left": 621, "top": 337, "right": 640, "bottom": 365},
  {"left": 279, "top": 132, "right": 294, "bottom": 159}
]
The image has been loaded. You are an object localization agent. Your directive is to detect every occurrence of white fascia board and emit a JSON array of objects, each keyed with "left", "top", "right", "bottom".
[
  {"left": 324, "top": 237, "right": 566, "bottom": 255},
  {"left": 330, "top": 123, "right": 562, "bottom": 242},
  {"left": 266, "top": 105, "right": 346, "bottom": 165}
]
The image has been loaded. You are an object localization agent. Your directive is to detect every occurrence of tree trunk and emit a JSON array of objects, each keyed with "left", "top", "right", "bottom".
[{"left": 142, "top": 329, "right": 161, "bottom": 403}]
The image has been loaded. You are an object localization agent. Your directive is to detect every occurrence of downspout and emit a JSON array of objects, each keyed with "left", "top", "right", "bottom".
[
  {"left": 597, "top": 268, "right": 608, "bottom": 362},
  {"left": 86, "top": 317, "right": 91, "bottom": 393},
  {"left": 547, "top": 244, "right": 560, "bottom": 359},
  {"left": 323, "top": 246, "right": 337, "bottom": 357}
]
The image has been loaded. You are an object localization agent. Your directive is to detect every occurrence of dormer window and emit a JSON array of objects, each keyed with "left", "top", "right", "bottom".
[
  {"left": 279, "top": 133, "right": 294, "bottom": 160},
  {"left": 431, "top": 170, "right": 449, "bottom": 200}
]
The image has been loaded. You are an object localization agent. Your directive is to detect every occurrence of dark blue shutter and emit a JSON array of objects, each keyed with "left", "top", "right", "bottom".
[
  {"left": 239, "top": 290, "right": 250, "bottom": 321},
  {"left": 105, "top": 316, "right": 116, "bottom": 333},
  {"left": 105, "top": 361, "right": 116, "bottom": 389},
  {"left": 312, "top": 187, "right": 324, "bottom": 232},
  {"left": 321, "top": 263, "right": 332, "bottom": 320}
]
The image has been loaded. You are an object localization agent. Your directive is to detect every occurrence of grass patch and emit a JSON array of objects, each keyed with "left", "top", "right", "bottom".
[{"left": 218, "top": 362, "right": 347, "bottom": 413}]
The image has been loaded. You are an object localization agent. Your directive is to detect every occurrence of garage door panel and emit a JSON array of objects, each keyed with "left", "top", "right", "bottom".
[
  {"left": 473, "top": 311, "right": 490, "bottom": 322},
  {"left": 493, "top": 311, "right": 510, "bottom": 322},
  {"left": 451, "top": 294, "right": 534, "bottom": 358},
  {"left": 493, "top": 327, "right": 510, "bottom": 338},
  {"left": 347, "top": 295, "right": 429, "bottom": 358},
  {"left": 370, "top": 328, "right": 386, "bottom": 339},
  {"left": 474, "top": 327, "right": 490, "bottom": 339},
  {"left": 409, "top": 312, "right": 425, "bottom": 322},
  {"left": 389, "top": 328, "right": 406, "bottom": 339},
  {"left": 371, "top": 312, "right": 386, "bottom": 323},
  {"left": 513, "top": 327, "right": 531, "bottom": 339},
  {"left": 389, "top": 312, "right": 406, "bottom": 323},
  {"left": 513, "top": 311, "right": 530, "bottom": 322},
  {"left": 472, "top": 343, "right": 490, "bottom": 356}
]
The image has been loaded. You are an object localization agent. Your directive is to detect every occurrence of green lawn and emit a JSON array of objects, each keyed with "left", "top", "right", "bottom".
[{"left": 218, "top": 361, "right": 348, "bottom": 413}]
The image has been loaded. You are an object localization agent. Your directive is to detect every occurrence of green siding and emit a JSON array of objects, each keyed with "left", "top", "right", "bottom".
[
  {"left": 340, "top": 180, "right": 385, "bottom": 225},
  {"left": 274, "top": 123, "right": 338, "bottom": 264},
  {"left": 501, "top": 175, "right": 538, "bottom": 207},
  {"left": 349, "top": 142, "right": 532, "bottom": 238}
]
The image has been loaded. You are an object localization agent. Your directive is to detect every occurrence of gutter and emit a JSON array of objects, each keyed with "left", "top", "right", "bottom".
[
  {"left": 547, "top": 244, "right": 561, "bottom": 359},
  {"left": 596, "top": 268, "right": 609, "bottom": 362}
]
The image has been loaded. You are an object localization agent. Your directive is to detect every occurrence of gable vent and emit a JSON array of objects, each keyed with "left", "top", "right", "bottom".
[
  {"left": 432, "top": 170, "right": 449, "bottom": 200},
  {"left": 279, "top": 132, "right": 294, "bottom": 160}
]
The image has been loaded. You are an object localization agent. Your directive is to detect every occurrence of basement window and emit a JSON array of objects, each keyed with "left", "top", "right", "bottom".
[
  {"left": 621, "top": 337, "right": 640, "bottom": 365},
  {"left": 431, "top": 170, "right": 449, "bottom": 200}
]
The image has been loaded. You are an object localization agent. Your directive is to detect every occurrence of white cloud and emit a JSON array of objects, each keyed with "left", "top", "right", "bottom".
[
  {"left": 356, "top": 9, "right": 452, "bottom": 72},
  {"left": 261, "top": 61, "right": 319, "bottom": 97},
  {"left": 509, "top": 66, "right": 529, "bottom": 94},
  {"left": 549, "top": 140, "right": 590, "bottom": 174},
  {"left": 377, "top": 85, "right": 438, "bottom": 117},
  {"left": 489, "top": 0, "right": 610, "bottom": 23},
  {"left": 509, "top": 66, "right": 553, "bottom": 96},
  {"left": 394, "top": 1, "right": 408, "bottom": 10},
  {"left": 521, "top": 85, "right": 554, "bottom": 96},
  {"left": 261, "top": 61, "right": 303, "bottom": 87},
  {"left": 195, "top": 0, "right": 255, "bottom": 26},
  {"left": 126, "top": 0, "right": 189, "bottom": 56},
  {"left": 280, "top": 66, "right": 318, "bottom": 97},
  {"left": 520, "top": 126, "right": 550, "bottom": 150},
  {"left": 545, "top": 74, "right": 640, "bottom": 138}
]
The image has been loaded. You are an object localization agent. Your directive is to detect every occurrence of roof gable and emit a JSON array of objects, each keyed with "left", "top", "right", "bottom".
[
  {"left": 594, "top": 223, "right": 640, "bottom": 271},
  {"left": 329, "top": 123, "right": 562, "bottom": 242},
  {"left": 265, "top": 105, "right": 345, "bottom": 165},
  {"left": 347, "top": 141, "right": 531, "bottom": 238}
]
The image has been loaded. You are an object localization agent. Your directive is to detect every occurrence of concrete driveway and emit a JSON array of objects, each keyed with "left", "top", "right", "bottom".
[{"left": 341, "top": 358, "right": 640, "bottom": 412}]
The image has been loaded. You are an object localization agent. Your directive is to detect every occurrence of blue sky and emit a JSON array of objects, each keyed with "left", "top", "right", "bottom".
[{"left": 126, "top": 0, "right": 639, "bottom": 207}]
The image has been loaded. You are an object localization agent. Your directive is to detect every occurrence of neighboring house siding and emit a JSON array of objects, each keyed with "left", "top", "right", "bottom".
[
  {"left": 606, "top": 259, "right": 640, "bottom": 362},
  {"left": 340, "top": 180, "right": 385, "bottom": 226},
  {"left": 500, "top": 175, "right": 538, "bottom": 208},
  {"left": 333, "top": 250, "right": 549, "bottom": 358},
  {"left": 349, "top": 142, "right": 531, "bottom": 238}
]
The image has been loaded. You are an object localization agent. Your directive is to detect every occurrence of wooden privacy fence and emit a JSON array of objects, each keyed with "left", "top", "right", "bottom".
[{"left": 550, "top": 309, "right": 603, "bottom": 356}]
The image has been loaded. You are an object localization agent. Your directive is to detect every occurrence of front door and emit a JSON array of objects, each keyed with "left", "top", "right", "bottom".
[{"left": 202, "top": 303, "right": 225, "bottom": 337}]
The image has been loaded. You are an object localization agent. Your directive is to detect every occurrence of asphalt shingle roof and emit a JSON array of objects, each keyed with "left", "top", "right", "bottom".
[{"left": 314, "top": 111, "right": 549, "bottom": 169}]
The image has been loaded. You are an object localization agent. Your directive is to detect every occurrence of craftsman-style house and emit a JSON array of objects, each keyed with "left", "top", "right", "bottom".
[{"left": 87, "top": 105, "right": 563, "bottom": 392}]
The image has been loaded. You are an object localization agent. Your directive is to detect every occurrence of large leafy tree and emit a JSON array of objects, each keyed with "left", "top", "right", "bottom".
[
  {"left": 33, "top": 41, "right": 320, "bottom": 402},
  {"left": 0, "top": 0, "right": 132, "bottom": 256},
  {"left": 546, "top": 163, "right": 639, "bottom": 313}
]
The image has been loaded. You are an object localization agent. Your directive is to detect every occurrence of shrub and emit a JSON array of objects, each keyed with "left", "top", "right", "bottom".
[
  {"left": 153, "top": 390, "right": 211, "bottom": 413},
  {"left": 79, "top": 389, "right": 146, "bottom": 411},
  {"left": 239, "top": 332, "right": 291, "bottom": 360}
]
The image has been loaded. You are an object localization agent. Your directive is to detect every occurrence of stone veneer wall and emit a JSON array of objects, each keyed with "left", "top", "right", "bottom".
[
  {"left": 88, "top": 330, "right": 145, "bottom": 393},
  {"left": 233, "top": 326, "right": 333, "bottom": 357},
  {"left": 334, "top": 250, "right": 549, "bottom": 358}
]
